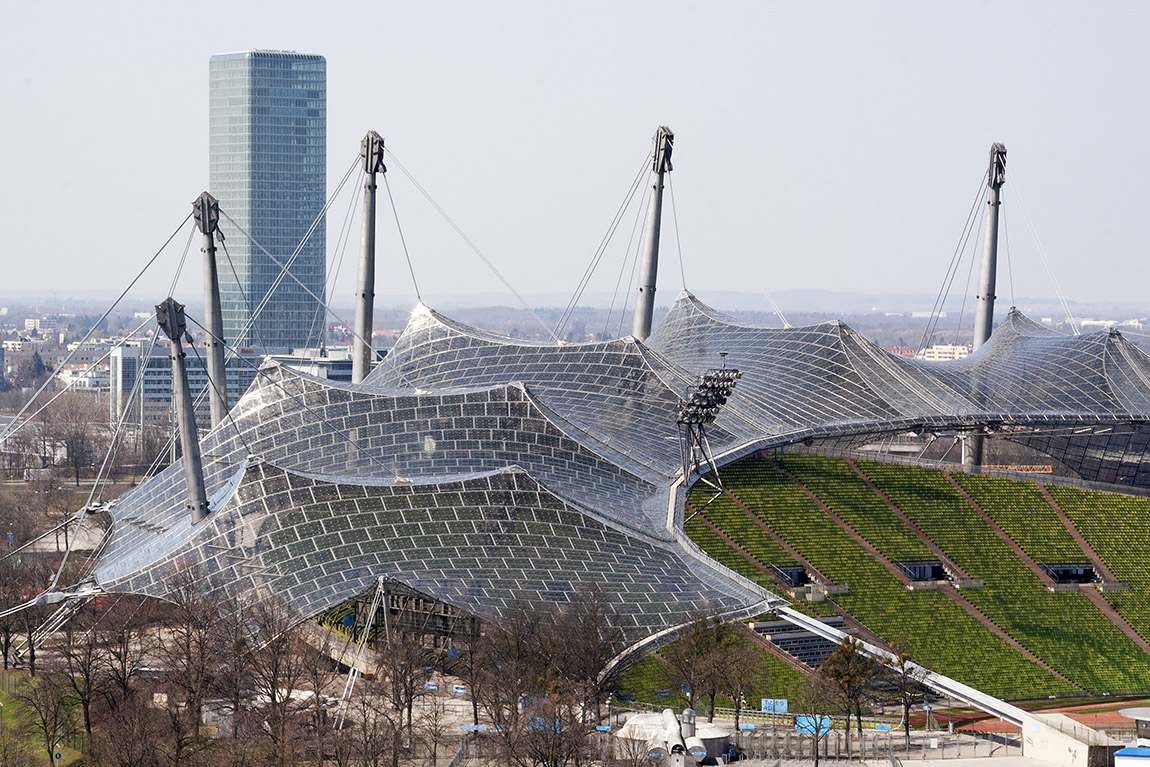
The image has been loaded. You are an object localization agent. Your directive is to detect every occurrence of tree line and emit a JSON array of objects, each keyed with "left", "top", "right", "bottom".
[{"left": 0, "top": 552, "right": 935, "bottom": 767}]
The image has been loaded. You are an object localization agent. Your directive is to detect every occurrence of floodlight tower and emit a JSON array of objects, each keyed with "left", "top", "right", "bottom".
[
  {"left": 193, "top": 192, "right": 227, "bottom": 428},
  {"left": 632, "top": 126, "right": 674, "bottom": 342},
  {"left": 678, "top": 361, "right": 741, "bottom": 514},
  {"left": 156, "top": 298, "right": 209, "bottom": 523},
  {"left": 964, "top": 143, "right": 1007, "bottom": 469},
  {"left": 353, "top": 131, "right": 386, "bottom": 384}
]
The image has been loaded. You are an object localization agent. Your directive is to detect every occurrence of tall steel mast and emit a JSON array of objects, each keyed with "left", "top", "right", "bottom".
[
  {"left": 156, "top": 298, "right": 209, "bottom": 523},
  {"left": 193, "top": 192, "right": 227, "bottom": 428},
  {"left": 964, "top": 143, "right": 1007, "bottom": 469},
  {"left": 631, "top": 126, "right": 674, "bottom": 342},
  {"left": 972, "top": 144, "right": 1008, "bottom": 351},
  {"left": 353, "top": 131, "right": 386, "bottom": 384}
]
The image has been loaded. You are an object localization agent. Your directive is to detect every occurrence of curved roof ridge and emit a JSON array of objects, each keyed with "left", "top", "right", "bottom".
[
  {"left": 1102, "top": 331, "right": 1150, "bottom": 416},
  {"left": 515, "top": 382, "right": 668, "bottom": 483},
  {"left": 633, "top": 341, "right": 698, "bottom": 393},
  {"left": 260, "top": 355, "right": 533, "bottom": 399},
  {"left": 411, "top": 303, "right": 559, "bottom": 346},
  {"left": 956, "top": 310, "right": 1106, "bottom": 369},
  {"left": 666, "top": 293, "right": 844, "bottom": 333},
  {"left": 288, "top": 463, "right": 520, "bottom": 487},
  {"left": 835, "top": 323, "right": 974, "bottom": 417},
  {"left": 415, "top": 302, "right": 644, "bottom": 349},
  {"left": 998, "top": 307, "right": 1063, "bottom": 337}
]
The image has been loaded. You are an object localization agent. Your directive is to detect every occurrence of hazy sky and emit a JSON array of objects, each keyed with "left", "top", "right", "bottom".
[{"left": 3, "top": 1, "right": 1148, "bottom": 312}]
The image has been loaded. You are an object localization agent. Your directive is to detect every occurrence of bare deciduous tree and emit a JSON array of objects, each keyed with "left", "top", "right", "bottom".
[
  {"left": 15, "top": 672, "right": 71, "bottom": 765},
  {"left": 544, "top": 585, "right": 624, "bottom": 721},
  {"left": 882, "top": 642, "right": 930, "bottom": 751},
  {"left": 38, "top": 392, "right": 109, "bottom": 488},
  {"left": 347, "top": 683, "right": 403, "bottom": 767},
  {"left": 661, "top": 615, "right": 736, "bottom": 720},
  {"left": 374, "top": 600, "right": 431, "bottom": 740},
  {"left": 475, "top": 606, "right": 545, "bottom": 767},
  {"left": 57, "top": 606, "right": 107, "bottom": 740},
  {"left": 247, "top": 596, "right": 312, "bottom": 766},
  {"left": 91, "top": 691, "right": 163, "bottom": 767},
  {"left": 417, "top": 694, "right": 454, "bottom": 766},
  {"left": 720, "top": 632, "right": 769, "bottom": 731},
  {"left": 98, "top": 596, "right": 155, "bottom": 711},
  {"left": 0, "top": 730, "right": 35, "bottom": 767},
  {"left": 212, "top": 596, "right": 254, "bottom": 741},
  {"left": 792, "top": 672, "right": 837, "bottom": 767},
  {"left": 159, "top": 569, "right": 222, "bottom": 740},
  {"left": 819, "top": 636, "right": 880, "bottom": 757}
]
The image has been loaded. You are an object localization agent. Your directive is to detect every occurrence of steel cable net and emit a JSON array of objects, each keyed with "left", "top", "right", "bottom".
[{"left": 89, "top": 291, "right": 1150, "bottom": 643}]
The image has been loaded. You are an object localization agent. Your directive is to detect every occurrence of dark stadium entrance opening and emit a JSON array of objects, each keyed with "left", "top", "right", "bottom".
[
  {"left": 771, "top": 565, "right": 810, "bottom": 587},
  {"left": 1042, "top": 563, "right": 1096, "bottom": 584},
  {"left": 895, "top": 560, "right": 946, "bottom": 581},
  {"left": 349, "top": 583, "right": 478, "bottom": 651}
]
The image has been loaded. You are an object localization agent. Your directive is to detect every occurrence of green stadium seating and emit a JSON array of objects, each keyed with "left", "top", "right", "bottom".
[
  {"left": 860, "top": 460, "right": 1150, "bottom": 694},
  {"left": 1047, "top": 486, "right": 1150, "bottom": 642},
  {"left": 779, "top": 452, "right": 935, "bottom": 563},
  {"left": 693, "top": 455, "right": 1075, "bottom": 699},
  {"left": 951, "top": 474, "right": 1085, "bottom": 564}
]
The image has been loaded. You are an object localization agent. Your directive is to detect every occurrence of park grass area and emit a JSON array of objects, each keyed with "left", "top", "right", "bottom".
[
  {"left": 615, "top": 644, "right": 805, "bottom": 713},
  {"left": 0, "top": 671, "right": 84, "bottom": 766}
]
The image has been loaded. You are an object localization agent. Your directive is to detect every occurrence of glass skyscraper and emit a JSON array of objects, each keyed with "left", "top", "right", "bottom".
[{"left": 209, "top": 50, "right": 326, "bottom": 350}]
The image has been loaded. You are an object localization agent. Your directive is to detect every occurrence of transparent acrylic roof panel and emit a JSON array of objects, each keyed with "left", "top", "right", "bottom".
[
  {"left": 95, "top": 462, "right": 776, "bottom": 642},
  {"left": 91, "top": 291, "right": 1150, "bottom": 641},
  {"left": 650, "top": 292, "right": 1150, "bottom": 435},
  {"left": 365, "top": 304, "right": 743, "bottom": 473}
]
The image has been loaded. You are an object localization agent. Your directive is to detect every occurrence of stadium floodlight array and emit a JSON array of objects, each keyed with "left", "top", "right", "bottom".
[
  {"left": 677, "top": 366, "right": 741, "bottom": 515},
  {"left": 678, "top": 367, "right": 742, "bottom": 425}
]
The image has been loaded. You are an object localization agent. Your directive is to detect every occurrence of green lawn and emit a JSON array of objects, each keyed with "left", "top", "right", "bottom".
[{"left": 0, "top": 672, "right": 85, "bottom": 766}]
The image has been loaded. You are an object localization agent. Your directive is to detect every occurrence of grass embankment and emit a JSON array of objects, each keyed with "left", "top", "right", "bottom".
[
  {"left": 615, "top": 646, "right": 805, "bottom": 712},
  {"left": 0, "top": 670, "right": 84, "bottom": 766}
]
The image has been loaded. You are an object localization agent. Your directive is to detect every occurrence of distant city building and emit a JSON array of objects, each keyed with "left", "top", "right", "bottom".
[
  {"left": 209, "top": 50, "right": 327, "bottom": 350},
  {"left": 57, "top": 363, "right": 110, "bottom": 392},
  {"left": 883, "top": 346, "right": 917, "bottom": 358},
  {"left": 108, "top": 342, "right": 359, "bottom": 430},
  {"left": 23, "top": 317, "right": 57, "bottom": 334},
  {"left": 916, "top": 343, "right": 972, "bottom": 362},
  {"left": 60, "top": 339, "right": 121, "bottom": 367},
  {"left": 109, "top": 343, "right": 263, "bottom": 430},
  {"left": 3, "top": 338, "right": 38, "bottom": 353},
  {"left": 1079, "top": 318, "right": 1146, "bottom": 331},
  {"left": 267, "top": 346, "right": 392, "bottom": 383},
  {"left": 267, "top": 348, "right": 355, "bottom": 383}
]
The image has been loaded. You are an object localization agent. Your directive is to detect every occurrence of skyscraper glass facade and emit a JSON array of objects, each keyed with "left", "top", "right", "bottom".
[{"left": 209, "top": 50, "right": 326, "bottom": 350}]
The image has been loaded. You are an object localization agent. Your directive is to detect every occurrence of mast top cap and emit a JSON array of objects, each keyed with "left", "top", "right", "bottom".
[
  {"left": 156, "top": 297, "right": 187, "bottom": 341},
  {"left": 988, "top": 143, "right": 1007, "bottom": 188},
  {"left": 652, "top": 126, "right": 674, "bottom": 173}
]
